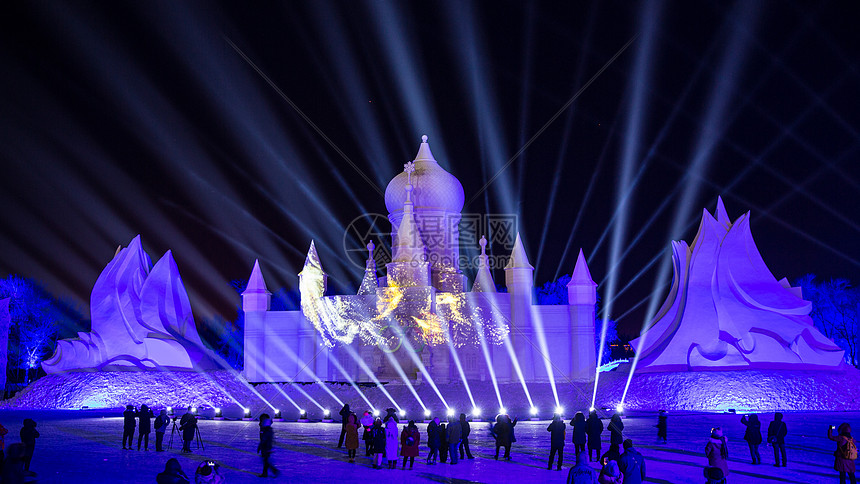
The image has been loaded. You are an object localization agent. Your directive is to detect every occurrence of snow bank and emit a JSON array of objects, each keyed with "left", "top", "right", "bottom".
[{"left": 3, "top": 367, "right": 858, "bottom": 413}]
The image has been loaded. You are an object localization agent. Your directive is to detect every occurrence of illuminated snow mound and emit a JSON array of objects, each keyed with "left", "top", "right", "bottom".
[
  {"left": 597, "top": 368, "right": 860, "bottom": 412},
  {"left": 0, "top": 370, "right": 250, "bottom": 410},
  {"left": 42, "top": 235, "right": 214, "bottom": 373},
  {"left": 631, "top": 198, "right": 844, "bottom": 372},
  {"left": 5, "top": 368, "right": 858, "bottom": 412}
]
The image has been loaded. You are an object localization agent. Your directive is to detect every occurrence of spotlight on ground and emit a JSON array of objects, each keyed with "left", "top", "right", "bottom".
[
  {"left": 472, "top": 407, "right": 481, "bottom": 418},
  {"left": 373, "top": 409, "right": 380, "bottom": 417},
  {"left": 274, "top": 409, "right": 282, "bottom": 418},
  {"left": 616, "top": 404, "right": 624, "bottom": 414},
  {"left": 555, "top": 406, "right": 564, "bottom": 415},
  {"left": 446, "top": 408, "right": 455, "bottom": 417},
  {"left": 399, "top": 409, "right": 406, "bottom": 418},
  {"left": 423, "top": 409, "right": 431, "bottom": 418},
  {"left": 529, "top": 406, "right": 538, "bottom": 416},
  {"left": 299, "top": 409, "right": 308, "bottom": 421}
]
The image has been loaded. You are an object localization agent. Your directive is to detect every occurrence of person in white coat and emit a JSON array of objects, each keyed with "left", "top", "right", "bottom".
[{"left": 385, "top": 419, "right": 400, "bottom": 469}]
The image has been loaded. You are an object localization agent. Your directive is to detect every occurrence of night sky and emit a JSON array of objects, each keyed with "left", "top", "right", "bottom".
[{"left": 1, "top": 1, "right": 858, "bottom": 337}]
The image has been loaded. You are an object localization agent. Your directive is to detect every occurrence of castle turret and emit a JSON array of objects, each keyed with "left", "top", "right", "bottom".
[
  {"left": 504, "top": 232, "right": 535, "bottom": 381},
  {"left": 471, "top": 236, "right": 496, "bottom": 292},
  {"left": 299, "top": 240, "right": 327, "bottom": 299},
  {"left": 567, "top": 249, "right": 597, "bottom": 380},
  {"left": 357, "top": 240, "right": 379, "bottom": 295},
  {"left": 243, "top": 259, "right": 271, "bottom": 311},
  {"left": 298, "top": 241, "right": 329, "bottom": 378},
  {"left": 242, "top": 259, "right": 271, "bottom": 381},
  {"left": 385, "top": 136, "right": 465, "bottom": 292},
  {"left": 386, "top": 161, "right": 431, "bottom": 287}
]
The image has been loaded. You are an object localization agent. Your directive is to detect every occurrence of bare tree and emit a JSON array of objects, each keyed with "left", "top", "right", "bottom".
[{"left": 797, "top": 275, "right": 860, "bottom": 367}]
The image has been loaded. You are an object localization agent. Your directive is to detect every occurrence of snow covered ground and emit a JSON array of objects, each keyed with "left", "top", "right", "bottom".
[{"left": 0, "top": 408, "right": 853, "bottom": 483}]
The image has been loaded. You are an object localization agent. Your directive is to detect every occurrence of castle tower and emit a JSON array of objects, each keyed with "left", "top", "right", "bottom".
[
  {"left": 386, "top": 161, "right": 431, "bottom": 287},
  {"left": 357, "top": 240, "right": 379, "bottom": 295},
  {"left": 504, "top": 232, "right": 535, "bottom": 381},
  {"left": 298, "top": 241, "right": 329, "bottom": 379},
  {"left": 242, "top": 260, "right": 271, "bottom": 381},
  {"left": 298, "top": 240, "right": 327, "bottom": 299},
  {"left": 385, "top": 136, "right": 465, "bottom": 292},
  {"left": 471, "top": 236, "right": 496, "bottom": 292},
  {"left": 567, "top": 249, "right": 597, "bottom": 380}
]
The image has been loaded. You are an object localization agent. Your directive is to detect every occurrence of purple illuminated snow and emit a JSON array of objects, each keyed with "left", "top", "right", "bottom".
[
  {"left": 631, "top": 198, "right": 844, "bottom": 372},
  {"left": 42, "top": 235, "right": 212, "bottom": 373}
]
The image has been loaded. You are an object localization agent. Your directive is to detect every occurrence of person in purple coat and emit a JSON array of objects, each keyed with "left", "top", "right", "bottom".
[
  {"left": 705, "top": 427, "right": 729, "bottom": 478},
  {"left": 828, "top": 423, "right": 857, "bottom": 484}
]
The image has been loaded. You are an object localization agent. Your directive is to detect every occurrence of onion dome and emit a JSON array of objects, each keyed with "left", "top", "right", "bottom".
[{"left": 384, "top": 135, "right": 465, "bottom": 215}]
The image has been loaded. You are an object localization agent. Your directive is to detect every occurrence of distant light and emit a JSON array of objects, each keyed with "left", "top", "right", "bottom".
[
  {"left": 323, "top": 409, "right": 331, "bottom": 416},
  {"left": 244, "top": 407, "right": 251, "bottom": 415},
  {"left": 299, "top": 409, "right": 306, "bottom": 416},
  {"left": 446, "top": 408, "right": 455, "bottom": 417},
  {"left": 471, "top": 407, "right": 481, "bottom": 417},
  {"left": 399, "top": 409, "right": 406, "bottom": 417},
  {"left": 191, "top": 407, "right": 198, "bottom": 414},
  {"left": 499, "top": 407, "right": 507, "bottom": 415},
  {"left": 616, "top": 404, "right": 624, "bottom": 413},
  {"left": 167, "top": 406, "right": 173, "bottom": 413},
  {"left": 423, "top": 409, "right": 431, "bottom": 417},
  {"left": 529, "top": 406, "right": 538, "bottom": 416},
  {"left": 555, "top": 406, "right": 564, "bottom": 415},
  {"left": 373, "top": 409, "right": 380, "bottom": 417},
  {"left": 274, "top": 409, "right": 281, "bottom": 417},
  {"left": 214, "top": 407, "right": 221, "bottom": 415},
  {"left": 589, "top": 406, "right": 595, "bottom": 412}
]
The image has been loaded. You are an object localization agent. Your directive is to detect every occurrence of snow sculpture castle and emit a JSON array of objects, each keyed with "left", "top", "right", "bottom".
[
  {"left": 630, "top": 198, "right": 844, "bottom": 371},
  {"left": 243, "top": 136, "right": 598, "bottom": 384}
]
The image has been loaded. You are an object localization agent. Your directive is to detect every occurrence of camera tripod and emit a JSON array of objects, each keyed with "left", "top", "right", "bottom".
[{"left": 168, "top": 417, "right": 204, "bottom": 452}]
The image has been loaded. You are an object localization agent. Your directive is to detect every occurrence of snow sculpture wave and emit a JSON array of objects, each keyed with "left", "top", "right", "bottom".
[
  {"left": 631, "top": 198, "right": 844, "bottom": 372},
  {"left": 42, "top": 235, "right": 212, "bottom": 373}
]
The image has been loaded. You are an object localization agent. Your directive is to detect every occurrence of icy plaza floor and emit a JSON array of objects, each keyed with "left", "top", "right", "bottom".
[{"left": 2, "top": 409, "right": 854, "bottom": 483}]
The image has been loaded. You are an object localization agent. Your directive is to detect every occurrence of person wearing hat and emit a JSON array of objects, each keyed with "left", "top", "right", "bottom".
[
  {"left": 705, "top": 427, "right": 729, "bottom": 478},
  {"left": 568, "top": 450, "right": 598, "bottom": 484},
  {"left": 179, "top": 406, "right": 197, "bottom": 453},
  {"left": 598, "top": 459, "right": 624, "bottom": 484}
]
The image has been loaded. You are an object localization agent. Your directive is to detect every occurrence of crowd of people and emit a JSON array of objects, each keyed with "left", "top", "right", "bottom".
[
  {"left": 124, "top": 405, "right": 198, "bottom": 454},
  {"left": 335, "top": 403, "right": 475, "bottom": 470},
  {"left": 331, "top": 404, "right": 644, "bottom": 483},
  {"left": 112, "top": 404, "right": 854, "bottom": 482}
]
